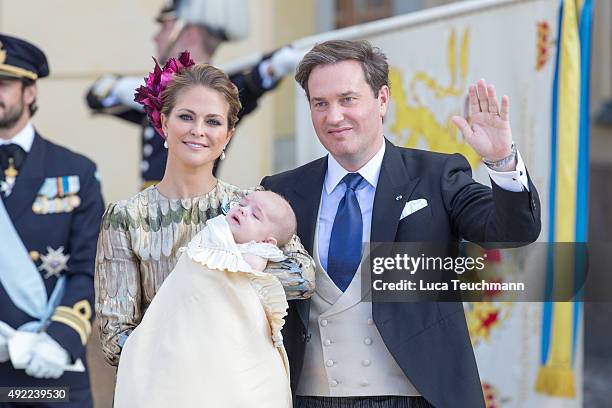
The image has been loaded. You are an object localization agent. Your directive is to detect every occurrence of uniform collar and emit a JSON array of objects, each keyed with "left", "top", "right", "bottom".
[
  {"left": 324, "top": 139, "right": 385, "bottom": 195},
  {"left": 0, "top": 122, "right": 35, "bottom": 152}
]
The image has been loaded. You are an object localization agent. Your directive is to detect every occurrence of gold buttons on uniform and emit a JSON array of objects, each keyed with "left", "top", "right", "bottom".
[
  {"left": 29, "top": 250, "right": 40, "bottom": 261},
  {"left": 32, "top": 201, "right": 44, "bottom": 213}
]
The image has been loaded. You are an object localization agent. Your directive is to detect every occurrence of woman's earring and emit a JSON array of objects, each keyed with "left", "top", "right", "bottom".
[
  {"left": 220, "top": 150, "right": 226, "bottom": 161},
  {"left": 163, "top": 140, "right": 168, "bottom": 149}
]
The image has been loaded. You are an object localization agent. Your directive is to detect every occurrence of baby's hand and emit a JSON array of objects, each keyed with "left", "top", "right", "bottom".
[{"left": 242, "top": 253, "right": 268, "bottom": 272}]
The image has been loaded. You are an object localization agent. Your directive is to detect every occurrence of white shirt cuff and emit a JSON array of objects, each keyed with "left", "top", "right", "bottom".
[{"left": 486, "top": 150, "right": 530, "bottom": 192}]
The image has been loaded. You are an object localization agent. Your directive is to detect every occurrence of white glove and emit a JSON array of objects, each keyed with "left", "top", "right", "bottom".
[
  {"left": 91, "top": 74, "right": 144, "bottom": 111},
  {"left": 24, "top": 333, "right": 70, "bottom": 379},
  {"left": 0, "top": 334, "right": 9, "bottom": 363},
  {"left": 91, "top": 74, "right": 119, "bottom": 100},
  {"left": 268, "top": 46, "right": 304, "bottom": 79},
  {"left": 112, "top": 76, "right": 146, "bottom": 110}
]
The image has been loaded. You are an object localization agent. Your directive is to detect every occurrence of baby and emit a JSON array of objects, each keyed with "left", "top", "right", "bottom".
[
  {"left": 113, "top": 190, "right": 296, "bottom": 408},
  {"left": 226, "top": 191, "right": 297, "bottom": 271}
]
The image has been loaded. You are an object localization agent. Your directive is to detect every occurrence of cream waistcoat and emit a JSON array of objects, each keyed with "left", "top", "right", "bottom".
[{"left": 296, "top": 221, "right": 420, "bottom": 397}]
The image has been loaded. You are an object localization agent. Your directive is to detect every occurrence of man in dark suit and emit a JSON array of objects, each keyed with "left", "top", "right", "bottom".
[
  {"left": 262, "top": 40, "right": 540, "bottom": 408},
  {"left": 0, "top": 34, "right": 104, "bottom": 407}
]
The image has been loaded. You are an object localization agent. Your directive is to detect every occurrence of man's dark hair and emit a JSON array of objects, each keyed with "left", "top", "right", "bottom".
[
  {"left": 295, "top": 39, "right": 389, "bottom": 99},
  {"left": 21, "top": 78, "right": 38, "bottom": 117}
]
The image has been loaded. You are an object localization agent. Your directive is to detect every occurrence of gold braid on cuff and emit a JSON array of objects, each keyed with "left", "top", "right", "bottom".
[{"left": 50, "top": 300, "right": 93, "bottom": 345}]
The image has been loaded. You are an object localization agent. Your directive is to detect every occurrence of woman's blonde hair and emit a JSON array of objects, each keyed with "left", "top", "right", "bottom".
[{"left": 161, "top": 63, "right": 242, "bottom": 129}]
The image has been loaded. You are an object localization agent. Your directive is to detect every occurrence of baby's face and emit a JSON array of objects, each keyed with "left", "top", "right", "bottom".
[{"left": 226, "top": 192, "right": 283, "bottom": 245}]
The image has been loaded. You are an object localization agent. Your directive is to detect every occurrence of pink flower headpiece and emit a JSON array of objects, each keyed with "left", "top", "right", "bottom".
[{"left": 134, "top": 51, "right": 196, "bottom": 138}]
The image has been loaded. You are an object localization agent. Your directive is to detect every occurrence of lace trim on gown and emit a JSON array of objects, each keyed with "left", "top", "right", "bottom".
[{"left": 182, "top": 215, "right": 288, "bottom": 346}]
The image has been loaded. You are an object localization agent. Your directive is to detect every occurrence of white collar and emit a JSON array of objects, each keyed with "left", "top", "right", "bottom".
[
  {"left": 185, "top": 215, "right": 285, "bottom": 273},
  {"left": 0, "top": 122, "right": 35, "bottom": 152},
  {"left": 324, "top": 139, "right": 386, "bottom": 195}
]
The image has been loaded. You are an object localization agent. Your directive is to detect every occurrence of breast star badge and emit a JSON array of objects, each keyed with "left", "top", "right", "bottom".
[{"left": 38, "top": 246, "right": 70, "bottom": 279}]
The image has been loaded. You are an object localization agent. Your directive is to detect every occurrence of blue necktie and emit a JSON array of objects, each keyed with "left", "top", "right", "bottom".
[{"left": 328, "top": 173, "right": 364, "bottom": 291}]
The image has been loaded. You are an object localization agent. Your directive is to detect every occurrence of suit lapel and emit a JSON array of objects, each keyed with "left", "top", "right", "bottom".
[
  {"left": 287, "top": 157, "right": 327, "bottom": 329},
  {"left": 289, "top": 157, "right": 327, "bottom": 255},
  {"left": 371, "top": 140, "right": 420, "bottom": 243},
  {"left": 370, "top": 141, "right": 425, "bottom": 324},
  {"left": 3, "top": 133, "right": 46, "bottom": 221}
]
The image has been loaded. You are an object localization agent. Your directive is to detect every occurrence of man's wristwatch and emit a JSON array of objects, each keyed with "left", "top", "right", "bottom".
[{"left": 482, "top": 142, "right": 517, "bottom": 170}]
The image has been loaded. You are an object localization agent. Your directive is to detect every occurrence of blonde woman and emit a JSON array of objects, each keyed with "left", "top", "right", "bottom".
[{"left": 95, "top": 54, "right": 314, "bottom": 376}]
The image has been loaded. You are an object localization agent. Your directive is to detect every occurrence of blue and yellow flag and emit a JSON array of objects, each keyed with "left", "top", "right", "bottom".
[{"left": 536, "top": 0, "right": 593, "bottom": 398}]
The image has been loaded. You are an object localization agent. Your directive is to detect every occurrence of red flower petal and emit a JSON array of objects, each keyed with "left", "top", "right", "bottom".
[
  {"left": 178, "top": 51, "right": 195, "bottom": 68},
  {"left": 135, "top": 52, "right": 196, "bottom": 139}
]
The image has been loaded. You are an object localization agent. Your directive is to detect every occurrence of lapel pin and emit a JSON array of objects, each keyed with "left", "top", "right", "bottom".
[{"left": 395, "top": 194, "right": 403, "bottom": 201}]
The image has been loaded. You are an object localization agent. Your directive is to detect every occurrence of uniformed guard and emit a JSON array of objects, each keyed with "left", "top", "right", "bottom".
[
  {"left": 86, "top": 0, "right": 302, "bottom": 187},
  {"left": 0, "top": 34, "right": 104, "bottom": 407}
]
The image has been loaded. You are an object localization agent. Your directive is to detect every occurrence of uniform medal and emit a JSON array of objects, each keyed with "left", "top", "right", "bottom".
[{"left": 0, "top": 157, "right": 18, "bottom": 197}]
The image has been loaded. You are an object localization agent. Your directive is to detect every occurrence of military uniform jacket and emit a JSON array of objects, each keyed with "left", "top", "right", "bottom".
[{"left": 0, "top": 132, "right": 105, "bottom": 389}]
